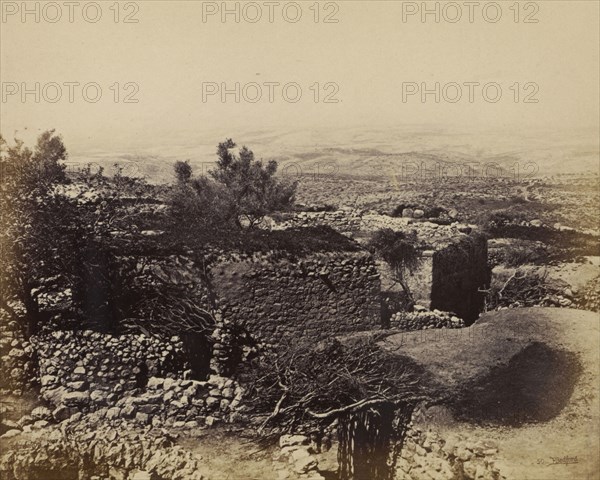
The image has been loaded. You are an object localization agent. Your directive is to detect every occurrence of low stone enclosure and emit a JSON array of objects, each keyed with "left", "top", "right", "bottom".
[
  {"left": 2, "top": 227, "right": 490, "bottom": 394},
  {"left": 0, "top": 226, "right": 492, "bottom": 479}
]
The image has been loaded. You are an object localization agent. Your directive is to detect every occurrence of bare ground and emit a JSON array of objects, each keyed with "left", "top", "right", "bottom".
[{"left": 381, "top": 307, "right": 600, "bottom": 480}]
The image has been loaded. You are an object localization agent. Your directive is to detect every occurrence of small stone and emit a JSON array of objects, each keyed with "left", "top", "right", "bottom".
[
  {"left": 122, "top": 405, "right": 136, "bottom": 418},
  {"left": 32, "top": 420, "right": 49, "bottom": 430},
  {"left": 31, "top": 406, "right": 52, "bottom": 420},
  {"left": 63, "top": 391, "right": 90, "bottom": 406},
  {"left": 0, "top": 429, "right": 21, "bottom": 439},
  {"left": 456, "top": 446, "right": 472, "bottom": 461},
  {"left": 129, "top": 471, "right": 152, "bottom": 480},
  {"left": 147, "top": 377, "right": 164, "bottom": 389},
  {"left": 106, "top": 407, "right": 121, "bottom": 419},
  {"left": 280, "top": 434, "right": 310, "bottom": 448},
  {"left": 40, "top": 375, "right": 57, "bottom": 387},
  {"left": 67, "top": 380, "right": 88, "bottom": 391},
  {"left": 205, "top": 416, "right": 218, "bottom": 427},
  {"left": 90, "top": 390, "right": 108, "bottom": 403},
  {"left": 135, "top": 412, "right": 150, "bottom": 424},
  {"left": 52, "top": 405, "right": 74, "bottom": 422}
]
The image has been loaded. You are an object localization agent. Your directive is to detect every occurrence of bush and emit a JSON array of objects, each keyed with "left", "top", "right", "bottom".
[
  {"left": 369, "top": 229, "right": 420, "bottom": 302},
  {"left": 501, "top": 240, "right": 549, "bottom": 267}
]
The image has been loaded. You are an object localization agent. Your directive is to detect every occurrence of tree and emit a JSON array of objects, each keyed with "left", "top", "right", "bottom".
[
  {"left": 369, "top": 229, "right": 421, "bottom": 304},
  {"left": 174, "top": 160, "right": 192, "bottom": 184},
  {"left": 210, "top": 139, "right": 297, "bottom": 228},
  {"left": 169, "top": 165, "right": 237, "bottom": 238},
  {"left": 0, "top": 131, "right": 139, "bottom": 336},
  {"left": 0, "top": 130, "right": 77, "bottom": 336}
]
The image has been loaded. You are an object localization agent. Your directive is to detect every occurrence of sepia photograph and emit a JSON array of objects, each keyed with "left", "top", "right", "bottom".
[{"left": 0, "top": 1, "right": 599, "bottom": 479}]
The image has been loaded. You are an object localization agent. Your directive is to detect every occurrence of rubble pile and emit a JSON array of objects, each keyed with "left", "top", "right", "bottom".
[
  {"left": 0, "top": 412, "right": 208, "bottom": 480},
  {"left": 271, "top": 434, "right": 328, "bottom": 480},
  {"left": 395, "top": 427, "right": 505, "bottom": 480}
]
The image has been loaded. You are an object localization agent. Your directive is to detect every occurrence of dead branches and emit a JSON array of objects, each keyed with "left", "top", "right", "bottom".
[{"left": 241, "top": 338, "right": 422, "bottom": 435}]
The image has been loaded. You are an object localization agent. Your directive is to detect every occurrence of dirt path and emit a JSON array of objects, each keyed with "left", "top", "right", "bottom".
[{"left": 381, "top": 308, "right": 600, "bottom": 480}]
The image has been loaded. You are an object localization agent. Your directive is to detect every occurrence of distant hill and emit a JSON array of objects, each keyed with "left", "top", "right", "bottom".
[{"left": 64, "top": 125, "right": 599, "bottom": 184}]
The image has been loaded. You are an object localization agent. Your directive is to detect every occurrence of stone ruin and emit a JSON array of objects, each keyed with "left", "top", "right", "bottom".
[
  {"left": 0, "top": 225, "right": 493, "bottom": 480},
  {"left": 407, "top": 234, "right": 490, "bottom": 325}
]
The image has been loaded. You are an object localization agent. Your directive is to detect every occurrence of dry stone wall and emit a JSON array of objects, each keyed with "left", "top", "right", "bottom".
[
  {"left": 211, "top": 250, "right": 381, "bottom": 346},
  {"left": 395, "top": 426, "right": 505, "bottom": 480},
  {"left": 390, "top": 310, "right": 465, "bottom": 331},
  {"left": 31, "top": 331, "right": 190, "bottom": 417},
  {"left": 269, "top": 210, "right": 473, "bottom": 241},
  {"left": 11, "top": 329, "right": 245, "bottom": 431},
  {"left": 0, "top": 412, "right": 208, "bottom": 480}
]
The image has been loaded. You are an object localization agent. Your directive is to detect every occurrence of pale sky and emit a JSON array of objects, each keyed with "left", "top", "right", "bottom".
[{"left": 1, "top": 0, "right": 599, "bottom": 155}]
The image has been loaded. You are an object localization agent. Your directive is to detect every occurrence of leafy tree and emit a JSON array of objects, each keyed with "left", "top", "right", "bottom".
[
  {"left": 169, "top": 166, "right": 236, "bottom": 238},
  {"left": 369, "top": 228, "right": 421, "bottom": 304},
  {"left": 174, "top": 160, "right": 192, "bottom": 184},
  {"left": 210, "top": 139, "right": 297, "bottom": 228},
  {"left": 0, "top": 130, "right": 79, "bottom": 336}
]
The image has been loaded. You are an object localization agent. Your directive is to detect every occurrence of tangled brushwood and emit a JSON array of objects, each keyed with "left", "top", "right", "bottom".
[{"left": 241, "top": 338, "right": 423, "bottom": 479}]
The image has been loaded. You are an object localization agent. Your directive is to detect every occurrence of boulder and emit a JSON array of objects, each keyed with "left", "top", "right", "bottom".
[
  {"left": 280, "top": 434, "right": 310, "bottom": 448},
  {"left": 52, "top": 405, "right": 75, "bottom": 422},
  {"left": 31, "top": 406, "right": 52, "bottom": 420},
  {"left": 63, "top": 391, "right": 90, "bottom": 406},
  {"left": 0, "top": 429, "right": 21, "bottom": 439}
]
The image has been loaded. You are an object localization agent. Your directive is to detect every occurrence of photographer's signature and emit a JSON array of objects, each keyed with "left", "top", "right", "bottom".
[{"left": 537, "top": 456, "right": 579, "bottom": 466}]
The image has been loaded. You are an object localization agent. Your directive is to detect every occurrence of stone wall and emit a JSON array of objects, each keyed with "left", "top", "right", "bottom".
[
  {"left": 269, "top": 210, "right": 473, "bottom": 241},
  {"left": 31, "top": 331, "right": 190, "bottom": 417},
  {"left": 395, "top": 426, "right": 505, "bottom": 480},
  {"left": 211, "top": 250, "right": 381, "bottom": 346},
  {"left": 430, "top": 235, "right": 490, "bottom": 325},
  {"left": 390, "top": 310, "right": 465, "bottom": 331},
  {"left": 0, "top": 412, "right": 208, "bottom": 480},
  {"left": 14, "top": 329, "right": 244, "bottom": 429}
]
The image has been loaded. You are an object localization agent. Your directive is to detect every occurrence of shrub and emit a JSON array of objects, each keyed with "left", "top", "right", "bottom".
[
  {"left": 368, "top": 229, "right": 420, "bottom": 303},
  {"left": 501, "top": 240, "right": 549, "bottom": 267}
]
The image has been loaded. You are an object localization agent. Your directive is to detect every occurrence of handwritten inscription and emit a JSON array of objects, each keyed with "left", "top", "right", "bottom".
[{"left": 537, "top": 456, "right": 579, "bottom": 466}]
